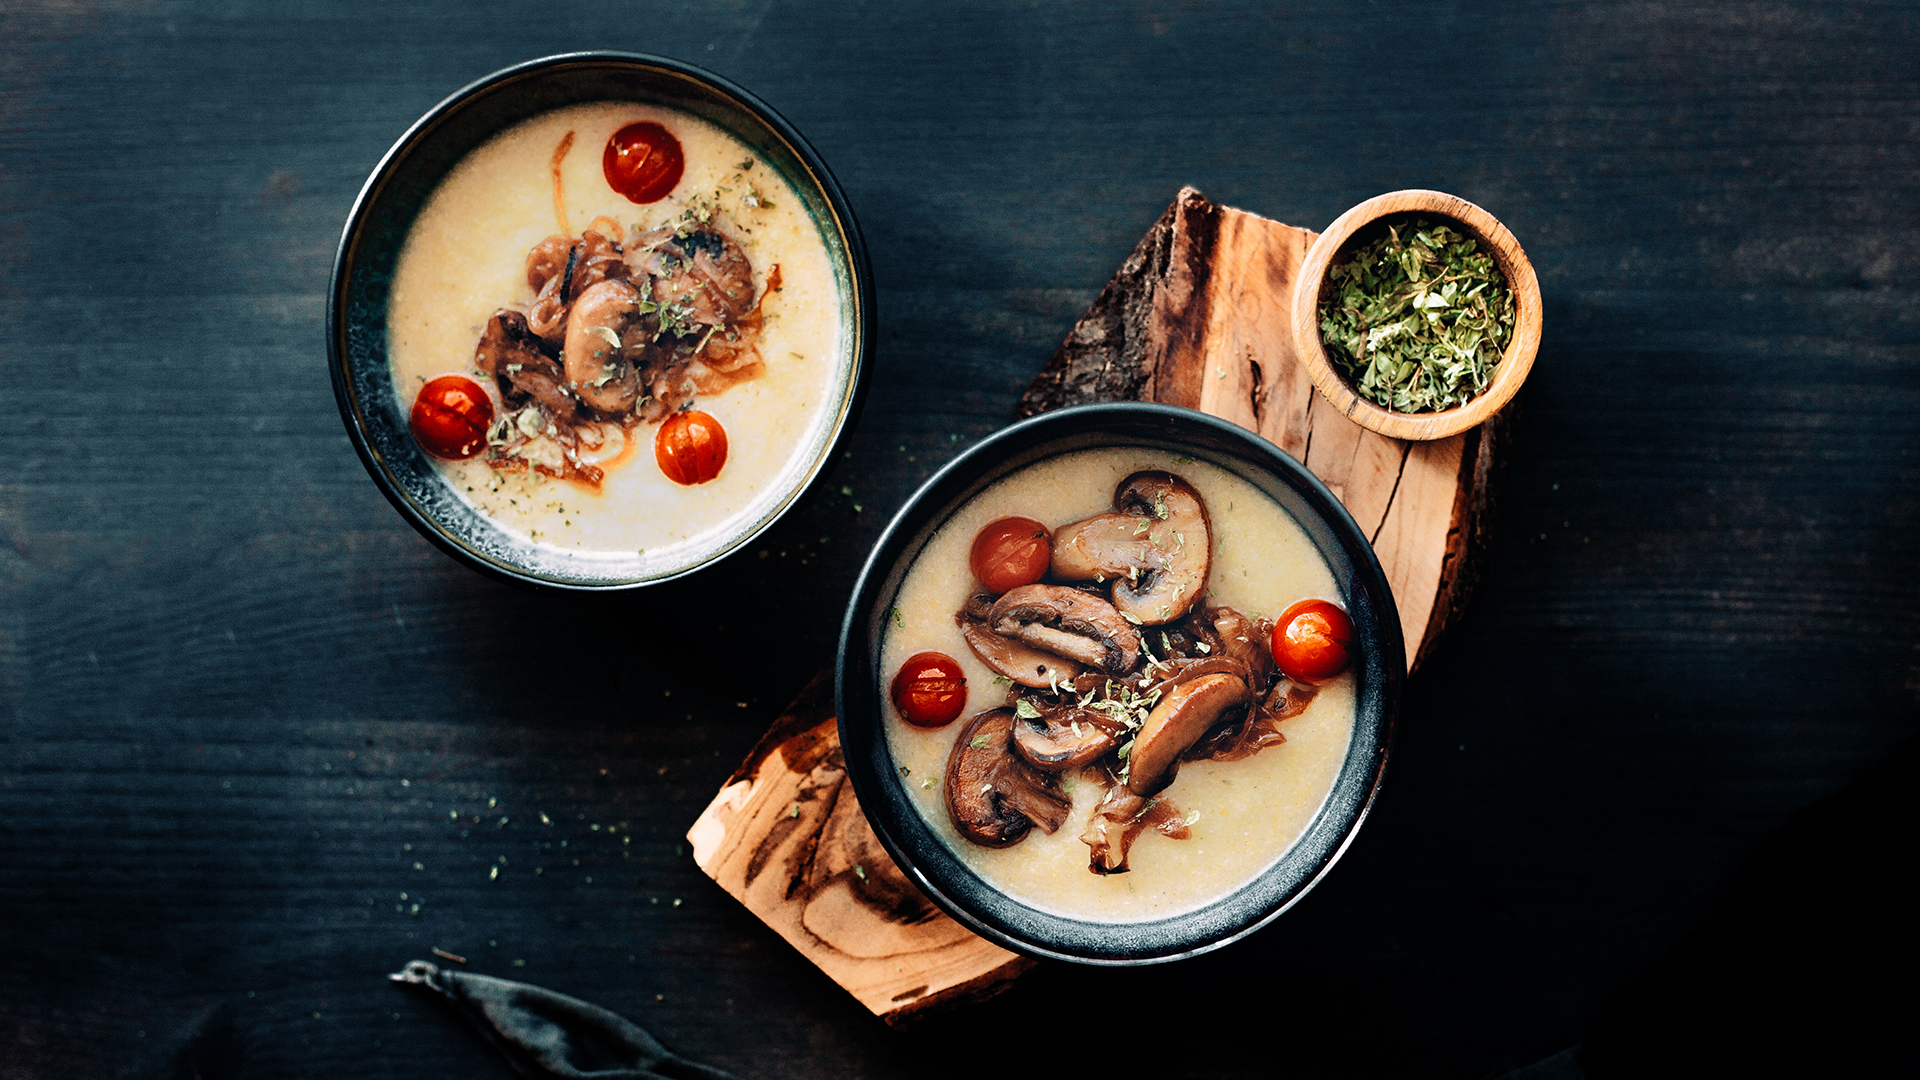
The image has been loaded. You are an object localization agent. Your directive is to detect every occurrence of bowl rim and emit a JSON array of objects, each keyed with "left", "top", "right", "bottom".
[
  {"left": 1290, "top": 188, "right": 1542, "bottom": 442},
  {"left": 835, "top": 402, "right": 1402, "bottom": 965},
  {"left": 327, "top": 51, "right": 875, "bottom": 590}
]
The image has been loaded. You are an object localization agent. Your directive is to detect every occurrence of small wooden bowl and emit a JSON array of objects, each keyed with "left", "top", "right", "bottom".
[{"left": 1291, "top": 190, "right": 1542, "bottom": 441}]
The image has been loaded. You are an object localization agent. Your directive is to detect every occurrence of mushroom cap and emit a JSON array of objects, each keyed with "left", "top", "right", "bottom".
[
  {"left": 1143, "top": 655, "right": 1256, "bottom": 698},
  {"left": 987, "top": 584, "right": 1141, "bottom": 674},
  {"left": 561, "top": 278, "right": 647, "bottom": 414},
  {"left": 957, "top": 614, "right": 1082, "bottom": 689},
  {"left": 944, "top": 708, "right": 1072, "bottom": 847},
  {"left": 476, "top": 310, "right": 583, "bottom": 424},
  {"left": 630, "top": 224, "right": 756, "bottom": 328},
  {"left": 1050, "top": 472, "right": 1212, "bottom": 626},
  {"left": 1011, "top": 704, "right": 1126, "bottom": 771},
  {"left": 1125, "top": 673, "right": 1250, "bottom": 796},
  {"left": 1187, "top": 677, "right": 1317, "bottom": 763}
]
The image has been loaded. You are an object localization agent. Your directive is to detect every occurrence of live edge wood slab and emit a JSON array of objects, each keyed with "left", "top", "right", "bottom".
[{"left": 688, "top": 187, "right": 1510, "bottom": 1023}]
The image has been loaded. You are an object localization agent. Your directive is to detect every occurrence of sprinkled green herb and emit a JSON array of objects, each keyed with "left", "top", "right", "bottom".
[
  {"left": 970, "top": 733, "right": 994, "bottom": 748},
  {"left": 1319, "top": 217, "right": 1514, "bottom": 413},
  {"left": 1013, "top": 699, "right": 1042, "bottom": 721},
  {"left": 890, "top": 606, "right": 904, "bottom": 628}
]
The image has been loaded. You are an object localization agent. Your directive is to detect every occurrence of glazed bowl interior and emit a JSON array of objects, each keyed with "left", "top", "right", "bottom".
[
  {"left": 836, "top": 403, "right": 1401, "bottom": 965},
  {"left": 330, "top": 52, "right": 871, "bottom": 588}
]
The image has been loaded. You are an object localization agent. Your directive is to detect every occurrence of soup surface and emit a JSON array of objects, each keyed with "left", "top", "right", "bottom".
[
  {"left": 386, "top": 101, "right": 845, "bottom": 559},
  {"left": 880, "top": 448, "right": 1355, "bottom": 922}
]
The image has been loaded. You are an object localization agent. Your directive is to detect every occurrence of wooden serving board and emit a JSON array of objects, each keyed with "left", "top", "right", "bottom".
[{"left": 687, "top": 187, "right": 1508, "bottom": 1023}]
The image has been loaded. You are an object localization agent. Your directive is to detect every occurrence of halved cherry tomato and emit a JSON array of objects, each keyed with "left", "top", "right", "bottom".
[
  {"left": 409, "top": 375, "right": 494, "bottom": 460},
  {"left": 1271, "top": 599, "right": 1356, "bottom": 683},
  {"left": 968, "top": 516, "right": 1052, "bottom": 594},
  {"left": 891, "top": 651, "right": 967, "bottom": 728},
  {"left": 655, "top": 410, "right": 728, "bottom": 485},
  {"left": 603, "top": 122, "right": 685, "bottom": 204}
]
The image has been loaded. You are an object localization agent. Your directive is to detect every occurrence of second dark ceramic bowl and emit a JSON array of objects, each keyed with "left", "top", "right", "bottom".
[
  {"left": 837, "top": 403, "right": 1402, "bottom": 965},
  {"left": 329, "top": 52, "right": 873, "bottom": 589}
]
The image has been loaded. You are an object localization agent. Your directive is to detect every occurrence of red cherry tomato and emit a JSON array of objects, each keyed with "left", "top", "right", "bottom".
[
  {"left": 891, "top": 651, "right": 968, "bottom": 728},
  {"left": 409, "top": 375, "right": 494, "bottom": 460},
  {"left": 1271, "top": 599, "right": 1356, "bottom": 683},
  {"left": 654, "top": 410, "right": 728, "bottom": 485},
  {"left": 968, "top": 517, "right": 1052, "bottom": 594},
  {"left": 603, "top": 122, "right": 685, "bottom": 204}
]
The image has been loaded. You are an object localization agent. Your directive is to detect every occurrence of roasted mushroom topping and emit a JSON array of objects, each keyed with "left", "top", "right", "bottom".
[
  {"left": 955, "top": 593, "right": 1081, "bottom": 689},
  {"left": 1186, "top": 677, "right": 1317, "bottom": 763},
  {"left": 1051, "top": 472, "right": 1212, "bottom": 626},
  {"left": 1124, "top": 673, "right": 1250, "bottom": 796},
  {"left": 629, "top": 224, "right": 756, "bottom": 330},
  {"left": 1203, "top": 605, "right": 1277, "bottom": 686},
  {"left": 527, "top": 229, "right": 630, "bottom": 346},
  {"left": 560, "top": 278, "right": 651, "bottom": 413},
  {"left": 945, "top": 708, "right": 1071, "bottom": 847},
  {"left": 987, "top": 584, "right": 1141, "bottom": 674},
  {"left": 1010, "top": 697, "right": 1127, "bottom": 771},
  {"left": 1081, "top": 785, "right": 1194, "bottom": 874},
  {"left": 475, "top": 310, "right": 583, "bottom": 424},
  {"left": 959, "top": 620, "right": 1082, "bottom": 689}
]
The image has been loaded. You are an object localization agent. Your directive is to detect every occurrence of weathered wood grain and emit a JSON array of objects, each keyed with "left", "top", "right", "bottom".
[
  {"left": 1021, "top": 186, "right": 1500, "bottom": 667},
  {"left": 686, "top": 675, "right": 1030, "bottom": 1024}
]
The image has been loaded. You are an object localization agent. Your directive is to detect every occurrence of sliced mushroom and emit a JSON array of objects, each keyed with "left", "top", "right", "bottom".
[
  {"left": 1124, "top": 673, "right": 1250, "bottom": 796},
  {"left": 526, "top": 230, "right": 631, "bottom": 346},
  {"left": 1011, "top": 703, "right": 1126, "bottom": 771},
  {"left": 955, "top": 593, "right": 1081, "bottom": 688},
  {"left": 958, "top": 618, "right": 1081, "bottom": 689},
  {"left": 1204, "top": 605, "right": 1277, "bottom": 688},
  {"left": 1080, "top": 784, "right": 1194, "bottom": 874},
  {"left": 944, "top": 708, "right": 1071, "bottom": 847},
  {"left": 1187, "top": 677, "right": 1317, "bottom": 763},
  {"left": 1142, "top": 655, "right": 1255, "bottom": 698},
  {"left": 561, "top": 279, "right": 649, "bottom": 414},
  {"left": 475, "top": 310, "right": 581, "bottom": 424},
  {"left": 1050, "top": 472, "right": 1212, "bottom": 626},
  {"left": 630, "top": 224, "right": 756, "bottom": 330},
  {"left": 524, "top": 235, "right": 573, "bottom": 292},
  {"left": 987, "top": 584, "right": 1140, "bottom": 674}
]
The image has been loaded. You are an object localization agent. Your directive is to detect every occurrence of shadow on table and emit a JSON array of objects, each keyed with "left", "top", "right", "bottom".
[{"left": 1500, "top": 735, "right": 1919, "bottom": 1080}]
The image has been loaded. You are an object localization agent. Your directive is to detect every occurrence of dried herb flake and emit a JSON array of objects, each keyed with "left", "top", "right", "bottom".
[{"left": 1318, "top": 217, "right": 1514, "bottom": 414}]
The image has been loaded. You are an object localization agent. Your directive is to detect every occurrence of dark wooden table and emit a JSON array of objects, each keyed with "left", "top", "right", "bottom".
[{"left": 4, "top": 3, "right": 1917, "bottom": 1077}]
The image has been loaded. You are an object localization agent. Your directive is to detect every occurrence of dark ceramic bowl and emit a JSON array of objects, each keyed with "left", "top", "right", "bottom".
[
  {"left": 836, "top": 403, "right": 1401, "bottom": 964},
  {"left": 329, "top": 52, "right": 872, "bottom": 588}
]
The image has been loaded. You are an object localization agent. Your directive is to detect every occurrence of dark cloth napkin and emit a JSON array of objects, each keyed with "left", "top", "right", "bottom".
[{"left": 390, "top": 960, "right": 742, "bottom": 1080}]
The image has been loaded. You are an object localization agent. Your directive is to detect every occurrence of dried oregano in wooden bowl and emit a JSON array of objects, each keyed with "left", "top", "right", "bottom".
[{"left": 1291, "top": 190, "right": 1542, "bottom": 442}]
